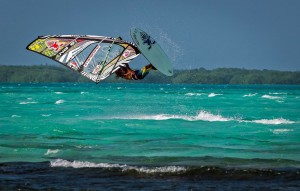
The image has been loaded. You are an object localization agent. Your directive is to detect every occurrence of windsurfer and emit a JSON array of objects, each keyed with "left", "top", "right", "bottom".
[{"left": 115, "top": 63, "right": 156, "bottom": 80}]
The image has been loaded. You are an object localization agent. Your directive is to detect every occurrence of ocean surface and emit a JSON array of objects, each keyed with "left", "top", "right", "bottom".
[{"left": 0, "top": 83, "right": 299, "bottom": 190}]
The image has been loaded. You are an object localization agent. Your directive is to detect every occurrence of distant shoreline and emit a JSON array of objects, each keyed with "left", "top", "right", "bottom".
[{"left": 0, "top": 65, "right": 299, "bottom": 84}]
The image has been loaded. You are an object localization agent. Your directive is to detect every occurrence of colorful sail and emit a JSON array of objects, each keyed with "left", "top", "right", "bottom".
[{"left": 26, "top": 35, "right": 140, "bottom": 83}]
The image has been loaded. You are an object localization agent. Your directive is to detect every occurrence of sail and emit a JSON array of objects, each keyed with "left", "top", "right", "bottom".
[{"left": 26, "top": 35, "right": 140, "bottom": 83}]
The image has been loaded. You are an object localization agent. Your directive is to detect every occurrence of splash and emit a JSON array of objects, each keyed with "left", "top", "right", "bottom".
[
  {"left": 157, "top": 30, "right": 183, "bottom": 68},
  {"left": 195, "top": 111, "right": 231, "bottom": 122}
]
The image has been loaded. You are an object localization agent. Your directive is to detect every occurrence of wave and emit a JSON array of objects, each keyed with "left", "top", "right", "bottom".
[
  {"left": 50, "top": 159, "right": 186, "bottom": 174},
  {"left": 2, "top": 160, "right": 300, "bottom": 190},
  {"left": 48, "top": 159, "right": 300, "bottom": 178},
  {"left": 112, "top": 110, "right": 296, "bottom": 125}
]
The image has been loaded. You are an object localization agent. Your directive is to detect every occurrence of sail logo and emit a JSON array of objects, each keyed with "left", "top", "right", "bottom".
[
  {"left": 140, "top": 32, "right": 156, "bottom": 50},
  {"left": 122, "top": 50, "right": 131, "bottom": 58},
  {"left": 46, "top": 40, "right": 64, "bottom": 52},
  {"left": 58, "top": 39, "right": 77, "bottom": 56}
]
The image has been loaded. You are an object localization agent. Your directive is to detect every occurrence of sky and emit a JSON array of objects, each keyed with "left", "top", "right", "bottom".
[{"left": 0, "top": 0, "right": 299, "bottom": 71}]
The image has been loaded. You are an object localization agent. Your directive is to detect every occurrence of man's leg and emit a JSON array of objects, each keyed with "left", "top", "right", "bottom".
[{"left": 135, "top": 64, "right": 155, "bottom": 79}]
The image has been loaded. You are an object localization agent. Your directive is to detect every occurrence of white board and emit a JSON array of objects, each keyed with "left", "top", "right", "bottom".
[{"left": 130, "top": 28, "right": 173, "bottom": 76}]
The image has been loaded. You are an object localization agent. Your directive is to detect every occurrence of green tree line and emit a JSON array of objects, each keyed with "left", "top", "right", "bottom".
[{"left": 0, "top": 65, "right": 299, "bottom": 84}]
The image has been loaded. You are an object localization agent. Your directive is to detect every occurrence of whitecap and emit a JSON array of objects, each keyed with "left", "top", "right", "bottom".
[
  {"left": 11, "top": 115, "right": 21, "bottom": 118},
  {"left": 53, "top": 129, "right": 63, "bottom": 133},
  {"left": 19, "top": 101, "right": 38, "bottom": 105},
  {"left": 252, "top": 118, "right": 295, "bottom": 125},
  {"left": 195, "top": 110, "right": 231, "bottom": 122},
  {"left": 81, "top": 91, "right": 88, "bottom": 94},
  {"left": 41, "top": 114, "right": 52, "bottom": 117},
  {"left": 243, "top": 93, "right": 257, "bottom": 97},
  {"left": 45, "top": 149, "right": 60, "bottom": 155},
  {"left": 271, "top": 129, "right": 294, "bottom": 134},
  {"left": 51, "top": 159, "right": 128, "bottom": 168},
  {"left": 55, "top": 100, "right": 65, "bottom": 104},
  {"left": 50, "top": 159, "right": 186, "bottom": 174},
  {"left": 54, "top": 92, "right": 64, "bottom": 94},
  {"left": 185, "top": 93, "right": 204, "bottom": 96},
  {"left": 262, "top": 95, "right": 282, "bottom": 100},
  {"left": 208, "top": 93, "right": 222, "bottom": 97},
  {"left": 269, "top": 92, "right": 287, "bottom": 95},
  {"left": 112, "top": 112, "right": 297, "bottom": 125},
  {"left": 76, "top": 145, "right": 93, "bottom": 149},
  {"left": 115, "top": 110, "right": 231, "bottom": 122}
]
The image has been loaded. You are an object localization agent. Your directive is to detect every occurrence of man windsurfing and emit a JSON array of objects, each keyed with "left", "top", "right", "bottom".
[{"left": 26, "top": 28, "right": 172, "bottom": 83}]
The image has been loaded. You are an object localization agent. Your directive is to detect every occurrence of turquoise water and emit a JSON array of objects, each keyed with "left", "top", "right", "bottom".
[{"left": 0, "top": 83, "right": 300, "bottom": 169}]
